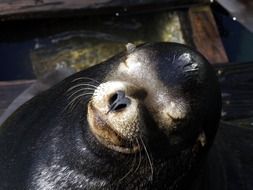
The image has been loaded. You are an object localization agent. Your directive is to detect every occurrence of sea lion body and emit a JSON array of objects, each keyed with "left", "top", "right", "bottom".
[{"left": 0, "top": 42, "right": 234, "bottom": 189}]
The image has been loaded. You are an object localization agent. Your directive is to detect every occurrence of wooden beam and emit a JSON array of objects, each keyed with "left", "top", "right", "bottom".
[
  {"left": 0, "top": 0, "right": 209, "bottom": 20},
  {"left": 0, "top": 80, "right": 34, "bottom": 116},
  {"left": 214, "top": 62, "right": 253, "bottom": 120},
  {"left": 189, "top": 6, "right": 228, "bottom": 64}
]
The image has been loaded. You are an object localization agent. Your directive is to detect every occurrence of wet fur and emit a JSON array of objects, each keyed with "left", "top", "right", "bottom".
[{"left": 0, "top": 43, "right": 222, "bottom": 190}]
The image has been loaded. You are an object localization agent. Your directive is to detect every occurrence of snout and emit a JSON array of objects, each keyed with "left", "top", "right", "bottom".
[
  {"left": 108, "top": 90, "right": 131, "bottom": 113},
  {"left": 87, "top": 81, "right": 144, "bottom": 153}
]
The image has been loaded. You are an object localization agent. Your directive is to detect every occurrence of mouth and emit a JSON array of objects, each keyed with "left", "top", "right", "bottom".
[
  {"left": 91, "top": 124, "right": 141, "bottom": 154},
  {"left": 88, "top": 102, "right": 140, "bottom": 154},
  {"left": 103, "top": 138, "right": 141, "bottom": 154}
]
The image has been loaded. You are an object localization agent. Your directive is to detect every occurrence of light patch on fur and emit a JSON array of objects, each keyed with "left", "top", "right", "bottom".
[
  {"left": 117, "top": 52, "right": 148, "bottom": 77},
  {"left": 108, "top": 101, "right": 140, "bottom": 139},
  {"left": 126, "top": 43, "right": 136, "bottom": 53},
  {"left": 192, "top": 63, "right": 198, "bottom": 69},
  {"left": 197, "top": 131, "right": 206, "bottom": 147},
  {"left": 32, "top": 164, "right": 106, "bottom": 190},
  {"left": 192, "top": 131, "right": 207, "bottom": 154},
  {"left": 178, "top": 53, "right": 191, "bottom": 62},
  {"left": 156, "top": 94, "right": 187, "bottom": 120},
  {"left": 89, "top": 81, "right": 141, "bottom": 140},
  {"left": 115, "top": 51, "right": 188, "bottom": 131},
  {"left": 92, "top": 81, "right": 129, "bottom": 114},
  {"left": 179, "top": 53, "right": 199, "bottom": 73}
]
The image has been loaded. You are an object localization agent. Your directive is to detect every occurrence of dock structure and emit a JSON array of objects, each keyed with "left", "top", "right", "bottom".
[{"left": 0, "top": 1, "right": 228, "bottom": 116}]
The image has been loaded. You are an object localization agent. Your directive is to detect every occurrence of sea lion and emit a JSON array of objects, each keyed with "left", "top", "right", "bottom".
[{"left": 0, "top": 42, "right": 222, "bottom": 189}]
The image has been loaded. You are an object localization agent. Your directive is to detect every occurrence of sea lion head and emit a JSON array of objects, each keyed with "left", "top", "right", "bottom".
[
  {"left": 0, "top": 42, "right": 222, "bottom": 190},
  {"left": 66, "top": 42, "right": 222, "bottom": 189},
  {"left": 87, "top": 43, "right": 221, "bottom": 157}
]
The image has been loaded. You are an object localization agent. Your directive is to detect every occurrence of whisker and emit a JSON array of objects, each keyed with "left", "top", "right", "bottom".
[
  {"left": 67, "top": 94, "right": 94, "bottom": 110},
  {"left": 68, "top": 93, "right": 93, "bottom": 107},
  {"left": 68, "top": 98, "right": 81, "bottom": 112},
  {"left": 72, "top": 77, "right": 100, "bottom": 84},
  {"left": 133, "top": 138, "right": 142, "bottom": 174},
  {"left": 67, "top": 83, "right": 98, "bottom": 92},
  {"left": 64, "top": 93, "right": 92, "bottom": 112},
  {"left": 117, "top": 142, "right": 137, "bottom": 183},
  {"left": 67, "top": 88, "right": 95, "bottom": 100},
  {"left": 140, "top": 137, "right": 153, "bottom": 181}
]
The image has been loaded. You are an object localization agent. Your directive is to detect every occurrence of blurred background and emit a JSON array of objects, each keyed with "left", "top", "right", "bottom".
[{"left": 0, "top": 0, "right": 252, "bottom": 126}]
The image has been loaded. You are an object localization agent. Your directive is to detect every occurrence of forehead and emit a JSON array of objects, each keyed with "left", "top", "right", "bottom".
[
  {"left": 109, "top": 47, "right": 190, "bottom": 120},
  {"left": 118, "top": 50, "right": 156, "bottom": 80},
  {"left": 114, "top": 49, "right": 166, "bottom": 92},
  {"left": 113, "top": 46, "right": 199, "bottom": 88}
]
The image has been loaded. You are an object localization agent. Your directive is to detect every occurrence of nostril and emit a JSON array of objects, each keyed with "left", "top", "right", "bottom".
[
  {"left": 109, "top": 91, "right": 125, "bottom": 106},
  {"left": 114, "top": 103, "right": 128, "bottom": 111},
  {"left": 108, "top": 91, "right": 131, "bottom": 112},
  {"left": 109, "top": 93, "right": 119, "bottom": 106}
]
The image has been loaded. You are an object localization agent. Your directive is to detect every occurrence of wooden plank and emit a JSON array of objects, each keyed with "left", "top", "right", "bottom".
[
  {"left": 189, "top": 6, "right": 228, "bottom": 64},
  {"left": 0, "top": 66, "right": 73, "bottom": 121},
  {"left": 0, "top": 80, "right": 34, "bottom": 115},
  {"left": 0, "top": 0, "right": 209, "bottom": 20},
  {"left": 215, "top": 62, "right": 253, "bottom": 120}
]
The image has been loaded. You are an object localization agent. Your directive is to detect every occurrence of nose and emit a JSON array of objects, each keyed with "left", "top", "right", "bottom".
[{"left": 108, "top": 91, "right": 131, "bottom": 113}]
